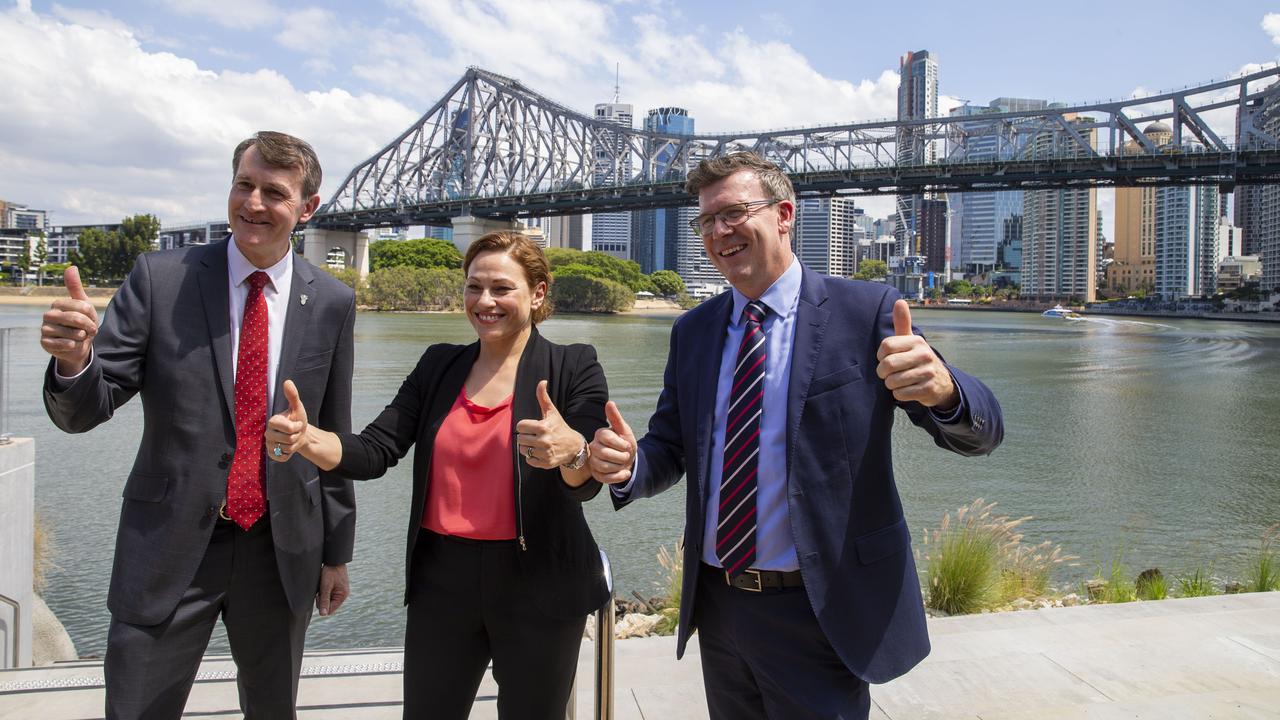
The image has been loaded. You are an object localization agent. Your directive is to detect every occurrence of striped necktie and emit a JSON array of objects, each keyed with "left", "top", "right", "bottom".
[{"left": 716, "top": 299, "right": 768, "bottom": 577}]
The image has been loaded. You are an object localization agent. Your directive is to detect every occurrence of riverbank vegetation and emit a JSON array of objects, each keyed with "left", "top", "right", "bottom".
[
  {"left": 612, "top": 501, "right": 1278, "bottom": 638},
  {"left": 332, "top": 239, "right": 691, "bottom": 313}
]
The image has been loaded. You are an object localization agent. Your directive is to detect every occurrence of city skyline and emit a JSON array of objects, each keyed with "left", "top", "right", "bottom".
[{"left": 2, "top": 1, "right": 1279, "bottom": 230}]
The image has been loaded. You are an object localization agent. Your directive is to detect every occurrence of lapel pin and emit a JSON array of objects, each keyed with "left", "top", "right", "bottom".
[{"left": 299, "top": 294, "right": 309, "bottom": 306}]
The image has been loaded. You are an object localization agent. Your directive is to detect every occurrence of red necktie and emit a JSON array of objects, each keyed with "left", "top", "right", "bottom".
[
  {"left": 227, "top": 271, "right": 270, "bottom": 529},
  {"left": 717, "top": 300, "right": 768, "bottom": 576}
]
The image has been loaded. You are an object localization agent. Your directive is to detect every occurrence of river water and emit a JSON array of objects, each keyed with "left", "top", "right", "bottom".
[{"left": 2, "top": 305, "right": 1278, "bottom": 656}]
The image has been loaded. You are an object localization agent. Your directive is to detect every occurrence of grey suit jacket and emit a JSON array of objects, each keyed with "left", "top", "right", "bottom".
[{"left": 43, "top": 238, "right": 357, "bottom": 626}]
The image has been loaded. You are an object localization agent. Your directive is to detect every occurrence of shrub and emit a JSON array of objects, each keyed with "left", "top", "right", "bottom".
[
  {"left": 1135, "top": 569, "right": 1168, "bottom": 600},
  {"left": 919, "top": 500, "right": 1075, "bottom": 615},
  {"left": 550, "top": 274, "right": 634, "bottom": 313},
  {"left": 1245, "top": 524, "right": 1280, "bottom": 593},
  {"left": 652, "top": 540, "right": 684, "bottom": 636},
  {"left": 361, "top": 266, "right": 464, "bottom": 310},
  {"left": 1175, "top": 567, "right": 1219, "bottom": 597},
  {"left": 1092, "top": 551, "right": 1137, "bottom": 603}
]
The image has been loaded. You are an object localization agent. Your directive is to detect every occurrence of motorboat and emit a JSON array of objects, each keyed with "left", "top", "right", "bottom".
[{"left": 1042, "top": 304, "right": 1084, "bottom": 320}]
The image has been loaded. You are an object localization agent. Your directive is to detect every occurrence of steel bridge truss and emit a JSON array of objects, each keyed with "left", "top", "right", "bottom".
[{"left": 316, "top": 66, "right": 1280, "bottom": 230}]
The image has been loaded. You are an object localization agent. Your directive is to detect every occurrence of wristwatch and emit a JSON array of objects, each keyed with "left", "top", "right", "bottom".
[{"left": 563, "top": 439, "right": 590, "bottom": 470}]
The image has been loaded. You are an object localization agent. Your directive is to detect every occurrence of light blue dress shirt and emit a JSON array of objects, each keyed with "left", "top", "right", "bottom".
[{"left": 700, "top": 257, "right": 803, "bottom": 570}]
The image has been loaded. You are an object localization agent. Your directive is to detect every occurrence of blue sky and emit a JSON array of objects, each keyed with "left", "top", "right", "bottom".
[{"left": 3, "top": 0, "right": 1279, "bottom": 227}]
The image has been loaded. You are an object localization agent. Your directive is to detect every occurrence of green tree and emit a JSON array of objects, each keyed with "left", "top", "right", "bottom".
[
  {"left": 34, "top": 235, "right": 48, "bottom": 286},
  {"left": 362, "top": 266, "right": 464, "bottom": 310},
  {"left": 14, "top": 240, "right": 31, "bottom": 285},
  {"left": 546, "top": 248, "right": 654, "bottom": 293},
  {"left": 324, "top": 267, "right": 365, "bottom": 292},
  {"left": 854, "top": 259, "right": 888, "bottom": 281},
  {"left": 369, "top": 238, "right": 463, "bottom": 271},
  {"left": 649, "top": 270, "right": 685, "bottom": 297},
  {"left": 945, "top": 279, "right": 975, "bottom": 298},
  {"left": 550, "top": 275, "right": 635, "bottom": 313},
  {"left": 75, "top": 227, "right": 113, "bottom": 283}
]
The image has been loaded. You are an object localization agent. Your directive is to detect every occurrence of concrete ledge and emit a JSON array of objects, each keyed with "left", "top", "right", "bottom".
[{"left": 1, "top": 592, "right": 1277, "bottom": 719}]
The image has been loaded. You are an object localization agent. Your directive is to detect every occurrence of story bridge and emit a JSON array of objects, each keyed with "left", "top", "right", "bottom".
[{"left": 303, "top": 65, "right": 1280, "bottom": 268}]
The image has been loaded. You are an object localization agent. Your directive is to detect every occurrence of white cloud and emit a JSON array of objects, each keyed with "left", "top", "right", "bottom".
[
  {"left": 1263, "top": 13, "right": 1280, "bottom": 46},
  {"left": 274, "top": 7, "right": 342, "bottom": 56},
  {"left": 165, "top": 0, "right": 282, "bottom": 30},
  {"left": 0, "top": 6, "right": 419, "bottom": 225}
]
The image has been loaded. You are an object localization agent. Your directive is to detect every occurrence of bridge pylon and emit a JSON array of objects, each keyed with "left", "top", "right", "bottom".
[
  {"left": 450, "top": 216, "right": 521, "bottom": 253},
  {"left": 302, "top": 228, "right": 370, "bottom": 277}
]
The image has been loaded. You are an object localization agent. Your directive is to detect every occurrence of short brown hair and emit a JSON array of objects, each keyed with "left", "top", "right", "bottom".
[
  {"left": 685, "top": 151, "right": 795, "bottom": 204},
  {"left": 233, "top": 131, "right": 323, "bottom": 199},
  {"left": 463, "top": 231, "right": 554, "bottom": 324}
]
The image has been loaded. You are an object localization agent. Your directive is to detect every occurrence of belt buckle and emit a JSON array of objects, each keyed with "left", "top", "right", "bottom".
[{"left": 732, "top": 568, "right": 763, "bottom": 592}]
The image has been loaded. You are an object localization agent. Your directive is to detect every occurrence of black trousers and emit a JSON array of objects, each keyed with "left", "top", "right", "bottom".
[
  {"left": 402, "top": 530, "right": 586, "bottom": 720},
  {"left": 104, "top": 518, "right": 311, "bottom": 720},
  {"left": 694, "top": 567, "right": 871, "bottom": 720}
]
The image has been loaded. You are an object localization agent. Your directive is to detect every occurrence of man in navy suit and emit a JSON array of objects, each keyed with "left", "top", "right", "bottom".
[{"left": 589, "top": 152, "right": 1003, "bottom": 719}]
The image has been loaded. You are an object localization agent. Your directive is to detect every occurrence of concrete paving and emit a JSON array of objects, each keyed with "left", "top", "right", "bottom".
[{"left": 1, "top": 592, "right": 1277, "bottom": 719}]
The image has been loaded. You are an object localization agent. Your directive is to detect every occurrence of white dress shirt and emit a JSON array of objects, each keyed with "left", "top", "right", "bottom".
[{"left": 226, "top": 239, "right": 293, "bottom": 414}]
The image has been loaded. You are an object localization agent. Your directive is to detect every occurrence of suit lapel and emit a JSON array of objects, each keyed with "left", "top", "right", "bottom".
[
  {"left": 786, "top": 267, "right": 830, "bottom": 479},
  {"left": 273, "top": 253, "right": 316, "bottom": 415},
  {"left": 695, "top": 293, "right": 732, "bottom": 509},
  {"left": 197, "top": 240, "right": 235, "bottom": 419},
  {"left": 512, "top": 329, "right": 549, "bottom": 474}
]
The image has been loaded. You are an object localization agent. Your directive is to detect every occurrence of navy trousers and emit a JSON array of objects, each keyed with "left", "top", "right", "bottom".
[{"left": 694, "top": 567, "right": 871, "bottom": 720}]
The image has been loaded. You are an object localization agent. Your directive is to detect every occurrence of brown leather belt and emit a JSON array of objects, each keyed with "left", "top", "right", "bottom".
[{"left": 703, "top": 562, "right": 803, "bottom": 592}]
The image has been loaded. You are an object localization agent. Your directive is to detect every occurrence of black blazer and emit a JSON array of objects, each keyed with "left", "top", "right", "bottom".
[{"left": 334, "top": 328, "right": 611, "bottom": 619}]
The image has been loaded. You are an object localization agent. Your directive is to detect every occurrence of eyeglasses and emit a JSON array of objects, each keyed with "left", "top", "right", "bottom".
[{"left": 689, "top": 200, "right": 780, "bottom": 236}]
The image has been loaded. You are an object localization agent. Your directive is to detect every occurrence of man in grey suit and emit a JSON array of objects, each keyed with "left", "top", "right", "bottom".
[{"left": 40, "top": 131, "right": 357, "bottom": 719}]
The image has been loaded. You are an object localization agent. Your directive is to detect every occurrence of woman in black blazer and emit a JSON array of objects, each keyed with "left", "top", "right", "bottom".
[{"left": 266, "top": 231, "right": 610, "bottom": 719}]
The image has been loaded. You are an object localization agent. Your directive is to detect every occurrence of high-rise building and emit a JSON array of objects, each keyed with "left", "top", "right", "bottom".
[
  {"left": 0, "top": 200, "right": 48, "bottom": 233},
  {"left": 918, "top": 198, "right": 948, "bottom": 277},
  {"left": 633, "top": 107, "right": 696, "bottom": 273},
  {"left": 1108, "top": 121, "right": 1171, "bottom": 295},
  {"left": 1235, "top": 81, "right": 1280, "bottom": 294},
  {"left": 1022, "top": 116, "right": 1098, "bottom": 302},
  {"left": 1154, "top": 182, "right": 1220, "bottom": 300},
  {"left": 590, "top": 100, "right": 634, "bottom": 259},
  {"left": 794, "top": 197, "right": 863, "bottom": 278},
  {"left": 527, "top": 215, "right": 590, "bottom": 250},
  {"left": 947, "top": 98, "right": 1050, "bottom": 278},
  {"left": 895, "top": 50, "right": 938, "bottom": 257}
]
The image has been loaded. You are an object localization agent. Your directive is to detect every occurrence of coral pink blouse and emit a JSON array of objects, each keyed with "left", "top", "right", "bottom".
[{"left": 421, "top": 387, "right": 517, "bottom": 540}]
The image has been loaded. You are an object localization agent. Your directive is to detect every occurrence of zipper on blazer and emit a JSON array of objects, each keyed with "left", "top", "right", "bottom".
[{"left": 512, "top": 429, "right": 527, "bottom": 551}]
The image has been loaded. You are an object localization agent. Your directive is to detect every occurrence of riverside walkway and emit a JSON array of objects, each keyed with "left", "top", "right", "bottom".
[{"left": 1, "top": 592, "right": 1277, "bottom": 719}]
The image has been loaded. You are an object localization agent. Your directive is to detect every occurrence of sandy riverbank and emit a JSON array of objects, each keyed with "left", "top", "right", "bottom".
[{"left": 0, "top": 288, "right": 114, "bottom": 308}]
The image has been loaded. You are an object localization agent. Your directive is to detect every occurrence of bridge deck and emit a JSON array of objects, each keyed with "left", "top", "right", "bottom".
[{"left": 1, "top": 592, "right": 1277, "bottom": 719}]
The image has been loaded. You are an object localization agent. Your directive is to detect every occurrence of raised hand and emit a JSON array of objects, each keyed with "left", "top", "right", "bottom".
[
  {"left": 266, "top": 379, "right": 309, "bottom": 462},
  {"left": 589, "top": 401, "right": 636, "bottom": 485},
  {"left": 875, "top": 299, "right": 958, "bottom": 409},
  {"left": 40, "top": 266, "right": 99, "bottom": 376},
  {"left": 515, "top": 380, "right": 585, "bottom": 470}
]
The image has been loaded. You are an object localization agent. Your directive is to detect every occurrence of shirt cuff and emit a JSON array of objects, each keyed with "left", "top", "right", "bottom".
[
  {"left": 608, "top": 453, "right": 642, "bottom": 498},
  {"left": 52, "top": 348, "right": 94, "bottom": 387},
  {"left": 929, "top": 379, "right": 966, "bottom": 424}
]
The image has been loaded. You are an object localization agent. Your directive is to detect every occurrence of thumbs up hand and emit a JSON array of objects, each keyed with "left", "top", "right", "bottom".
[
  {"left": 266, "top": 380, "right": 310, "bottom": 462},
  {"left": 515, "top": 380, "right": 586, "bottom": 470},
  {"left": 589, "top": 401, "right": 637, "bottom": 485},
  {"left": 40, "top": 266, "right": 100, "bottom": 376},
  {"left": 875, "top": 299, "right": 959, "bottom": 409}
]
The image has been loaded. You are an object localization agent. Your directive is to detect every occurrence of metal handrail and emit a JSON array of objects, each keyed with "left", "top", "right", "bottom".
[
  {"left": 0, "top": 592, "right": 20, "bottom": 669},
  {"left": 567, "top": 550, "right": 615, "bottom": 720},
  {"left": 0, "top": 327, "right": 13, "bottom": 445}
]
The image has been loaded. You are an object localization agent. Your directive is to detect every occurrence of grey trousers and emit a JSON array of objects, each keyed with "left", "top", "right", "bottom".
[{"left": 104, "top": 518, "right": 312, "bottom": 720}]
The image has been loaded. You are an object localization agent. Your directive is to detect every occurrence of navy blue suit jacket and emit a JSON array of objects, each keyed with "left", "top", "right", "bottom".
[{"left": 613, "top": 265, "right": 1003, "bottom": 683}]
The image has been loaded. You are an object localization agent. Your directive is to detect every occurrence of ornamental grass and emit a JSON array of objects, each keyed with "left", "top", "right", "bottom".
[{"left": 918, "top": 499, "right": 1075, "bottom": 615}]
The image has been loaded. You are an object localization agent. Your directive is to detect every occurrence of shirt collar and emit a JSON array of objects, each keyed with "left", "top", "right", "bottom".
[
  {"left": 227, "top": 236, "right": 292, "bottom": 291},
  {"left": 730, "top": 255, "right": 801, "bottom": 326}
]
